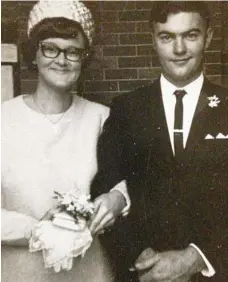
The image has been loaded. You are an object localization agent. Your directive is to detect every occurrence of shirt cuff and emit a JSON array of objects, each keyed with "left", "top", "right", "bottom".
[
  {"left": 190, "top": 243, "right": 215, "bottom": 277},
  {"left": 110, "top": 180, "right": 131, "bottom": 216}
]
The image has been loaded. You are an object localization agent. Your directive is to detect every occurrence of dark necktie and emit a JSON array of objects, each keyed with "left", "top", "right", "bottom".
[{"left": 174, "top": 89, "right": 186, "bottom": 157}]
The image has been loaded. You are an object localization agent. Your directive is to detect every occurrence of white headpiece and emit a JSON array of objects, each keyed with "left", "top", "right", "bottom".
[{"left": 27, "top": 0, "right": 95, "bottom": 45}]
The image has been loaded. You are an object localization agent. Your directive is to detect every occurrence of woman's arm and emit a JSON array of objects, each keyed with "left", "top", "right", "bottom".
[{"left": 1, "top": 208, "right": 38, "bottom": 246}]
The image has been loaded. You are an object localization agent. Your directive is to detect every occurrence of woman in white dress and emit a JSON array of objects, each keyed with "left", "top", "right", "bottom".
[{"left": 1, "top": 1, "right": 129, "bottom": 281}]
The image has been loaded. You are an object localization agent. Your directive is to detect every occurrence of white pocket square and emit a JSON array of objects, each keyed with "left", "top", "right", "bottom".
[
  {"left": 205, "top": 134, "right": 214, "bottom": 139},
  {"left": 216, "top": 133, "right": 228, "bottom": 139}
]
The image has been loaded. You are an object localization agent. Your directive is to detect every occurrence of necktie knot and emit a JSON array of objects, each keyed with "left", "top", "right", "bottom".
[{"left": 174, "top": 89, "right": 186, "bottom": 100}]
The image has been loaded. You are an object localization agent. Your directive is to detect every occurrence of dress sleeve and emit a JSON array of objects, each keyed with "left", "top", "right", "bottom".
[{"left": 1, "top": 207, "right": 38, "bottom": 246}]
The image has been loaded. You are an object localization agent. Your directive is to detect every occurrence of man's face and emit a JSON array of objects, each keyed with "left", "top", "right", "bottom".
[{"left": 152, "top": 12, "right": 213, "bottom": 87}]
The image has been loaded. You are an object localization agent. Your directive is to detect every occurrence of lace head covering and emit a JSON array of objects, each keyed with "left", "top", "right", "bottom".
[{"left": 27, "top": 0, "right": 95, "bottom": 45}]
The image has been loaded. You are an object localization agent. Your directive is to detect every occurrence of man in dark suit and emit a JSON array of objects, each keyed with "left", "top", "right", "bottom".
[{"left": 91, "top": 2, "right": 228, "bottom": 281}]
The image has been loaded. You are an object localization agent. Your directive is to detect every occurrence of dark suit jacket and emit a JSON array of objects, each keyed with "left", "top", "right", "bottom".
[{"left": 91, "top": 78, "right": 228, "bottom": 282}]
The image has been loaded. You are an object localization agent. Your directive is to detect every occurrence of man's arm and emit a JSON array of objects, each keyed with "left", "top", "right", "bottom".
[{"left": 91, "top": 96, "right": 128, "bottom": 199}]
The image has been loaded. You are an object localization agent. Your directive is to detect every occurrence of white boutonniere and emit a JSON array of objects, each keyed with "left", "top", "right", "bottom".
[{"left": 207, "top": 95, "right": 220, "bottom": 108}]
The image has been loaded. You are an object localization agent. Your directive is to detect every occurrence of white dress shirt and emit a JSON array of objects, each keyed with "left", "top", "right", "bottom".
[
  {"left": 161, "top": 73, "right": 203, "bottom": 153},
  {"left": 160, "top": 73, "right": 215, "bottom": 277}
]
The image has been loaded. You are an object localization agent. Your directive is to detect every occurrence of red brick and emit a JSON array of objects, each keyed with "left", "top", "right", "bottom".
[
  {"left": 222, "top": 53, "right": 228, "bottom": 63},
  {"left": 204, "top": 64, "right": 222, "bottom": 75},
  {"left": 84, "top": 81, "right": 118, "bottom": 92},
  {"left": 84, "top": 69, "right": 104, "bottom": 81},
  {"left": 207, "top": 39, "right": 222, "bottom": 51},
  {"left": 137, "top": 45, "right": 156, "bottom": 56},
  {"left": 213, "top": 26, "right": 222, "bottom": 39},
  {"left": 119, "top": 80, "right": 151, "bottom": 91},
  {"left": 120, "top": 33, "right": 152, "bottom": 45},
  {"left": 101, "top": 1, "right": 136, "bottom": 11},
  {"left": 91, "top": 45, "right": 103, "bottom": 60},
  {"left": 136, "top": 1, "right": 154, "bottom": 10},
  {"left": 98, "top": 11, "right": 119, "bottom": 23},
  {"left": 151, "top": 56, "right": 161, "bottom": 67},
  {"left": 207, "top": 2, "right": 222, "bottom": 14},
  {"left": 119, "top": 56, "right": 152, "bottom": 68},
  {"left": 87, "top": 56, "right": 118, "bottom": 70},
  {"left": 102, "top": 57, "right": 118, "bottom": 69},
  {"left": 136, "top": 22, "right": 152, "bottom": 33},
  {"left": 98, "top": 34, "right": 119, "bottom": 45},
  {"left": 100, "top": 22, "right": 135, "bottom": 34},
  {"left": 103, "top": 46, "right": 136, "bottom": 57},
  {"left": 83, "top": 1, "right": 100, "bottom": 12},
  {"left": 119, "top": 10, "right": 150, "bottom": 22},
  {"left": 221, "top": 75, "right": 228, "bottom": 87},
  {"left": 105, "top": 69, "right": 137, "bottom": 80},
  {"left": 222, "top": 65, "right": 228, "bottom": 75},
  {"left": 204, "top": 52, "right": 221, "bottom": 63},
  {"left": 138, "top": 68, "right": 161, "bottom": 79},
  {"left": 211, "top": 13, "right": 222, "bottom": 26}
]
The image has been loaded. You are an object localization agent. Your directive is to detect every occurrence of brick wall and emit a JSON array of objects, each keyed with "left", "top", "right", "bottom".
[{"left": 2, "top": 1, "right": 228, "bottom": 106}]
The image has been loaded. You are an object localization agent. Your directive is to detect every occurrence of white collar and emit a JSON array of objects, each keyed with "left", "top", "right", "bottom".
[{"left": 160, "top": 73, "right": 204, "bottom": 97}]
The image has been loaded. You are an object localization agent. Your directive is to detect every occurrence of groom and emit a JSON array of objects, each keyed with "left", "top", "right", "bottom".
[{"left": 92, "top": 2, "right": 228, "bottom": 282}]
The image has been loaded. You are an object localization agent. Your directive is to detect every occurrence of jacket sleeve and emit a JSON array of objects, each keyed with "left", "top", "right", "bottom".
[{"left": 91, "top": 97, "right": 128, "bottom": 199}]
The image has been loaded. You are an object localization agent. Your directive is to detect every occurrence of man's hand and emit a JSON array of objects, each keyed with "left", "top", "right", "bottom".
[
  {"left": 89, "top": 191, "right": 126, "bottom": 235},
  {"left": 135, "top": 246, "right": 206, "bottom": 282}
]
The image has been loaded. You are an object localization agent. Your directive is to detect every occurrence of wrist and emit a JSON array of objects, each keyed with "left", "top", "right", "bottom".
[
  {"left": 184, "top": 246, "right": 206, "bottom": 275},
  {"left": 24, "top": 218, "right": 38, "bottom": 241}
]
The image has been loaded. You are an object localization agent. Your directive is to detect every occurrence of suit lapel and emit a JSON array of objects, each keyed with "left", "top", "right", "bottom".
[
  {"left": 133, "top": 78, "right": 216, "bottom": 164},
  {"left": 139, "top": 79, "right": 174, "bottom": 161},
  {"left": 185, "top": 79, "right": 214, "bottom": 154}
]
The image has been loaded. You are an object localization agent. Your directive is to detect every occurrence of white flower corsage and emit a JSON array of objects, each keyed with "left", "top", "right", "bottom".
[
  {"left": 207, "top": 95, "right": 220, "bottom": 108},
  {"left": 52, "top": 190, "right": 94, "bottom": 231}
]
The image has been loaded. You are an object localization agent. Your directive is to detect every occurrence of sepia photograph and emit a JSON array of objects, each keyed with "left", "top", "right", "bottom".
[{"left": 1, "top": 1, "right": 228, "bottom": 282}]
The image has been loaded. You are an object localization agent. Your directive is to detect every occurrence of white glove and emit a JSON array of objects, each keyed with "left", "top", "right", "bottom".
[
  {"left": 29, "top": 220, "right": 93, "bottom": 272},
  {"left": 45, "top": 253, "right": 73, "bottom": 272}
]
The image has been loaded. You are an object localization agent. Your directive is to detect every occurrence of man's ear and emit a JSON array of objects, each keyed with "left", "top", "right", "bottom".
[
  {"left": 205, "top": 27, "right": 213, "bottom": 50},
  {"left": 151, "top": 32, "right": 157, "bottom": 53}
]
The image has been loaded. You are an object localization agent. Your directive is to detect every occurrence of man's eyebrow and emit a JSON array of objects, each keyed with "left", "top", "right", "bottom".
[
  {"left": 157, "top": 31, "right": 174, "bottom": 37},
  {"left": 157, "top": 28, "right": 201, "bottom": 37},
  {"left": 183, "top": 28, "right": 201, "bottom": 35}
]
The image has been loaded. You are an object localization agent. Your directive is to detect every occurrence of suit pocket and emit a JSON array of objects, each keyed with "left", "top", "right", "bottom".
[{"left": 196, "top": 139, "right": 228, "bottom": 164}]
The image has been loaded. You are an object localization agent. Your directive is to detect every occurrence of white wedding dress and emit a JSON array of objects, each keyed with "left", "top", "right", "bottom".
[{"left": 1, "top": 95, "right": 115, "bottom": 282}]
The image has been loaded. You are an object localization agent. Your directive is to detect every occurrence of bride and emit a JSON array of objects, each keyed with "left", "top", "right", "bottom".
[{"left": 1, "top": 1, "right": 129, "bottom": 281}]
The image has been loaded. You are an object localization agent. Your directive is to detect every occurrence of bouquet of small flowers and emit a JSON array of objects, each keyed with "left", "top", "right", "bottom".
[
  {"left": 52, "top": 190, "right": 94, "bottom": 231},
  {"left": 29, "top": 190, "right": 95, "bottom": 272}
]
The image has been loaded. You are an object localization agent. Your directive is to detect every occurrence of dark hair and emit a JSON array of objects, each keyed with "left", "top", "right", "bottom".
[
  {"left": 22, "top": 17, "right": 90, "bottom": 69},
  {"left": 149, "top": 1, "right": 210, "bottom": 28}
]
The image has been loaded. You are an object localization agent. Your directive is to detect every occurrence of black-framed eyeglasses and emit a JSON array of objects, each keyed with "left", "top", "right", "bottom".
[{"left": 39, "top": 42, "right": 86, "bottom": 62}]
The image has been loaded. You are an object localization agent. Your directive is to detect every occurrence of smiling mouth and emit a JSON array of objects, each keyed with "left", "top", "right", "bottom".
[
  {"left": 51, "top": 69, "right": 69, "bottom": 73},
  {"left": 172, "top": 58, "right": 191, "bottom": 64}
]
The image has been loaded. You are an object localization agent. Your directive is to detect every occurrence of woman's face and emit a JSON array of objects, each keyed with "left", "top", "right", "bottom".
[{"left": 35, "top": 32, "right": 86, "bottom": 91}]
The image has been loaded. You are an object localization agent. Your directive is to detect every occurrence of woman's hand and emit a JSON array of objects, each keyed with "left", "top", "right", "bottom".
[
  {"left": 39, "top": 207, "right": 62, "bottom": 221},
  {"left": 89, "top": 191, "right": 126, "bottom": 235}
]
